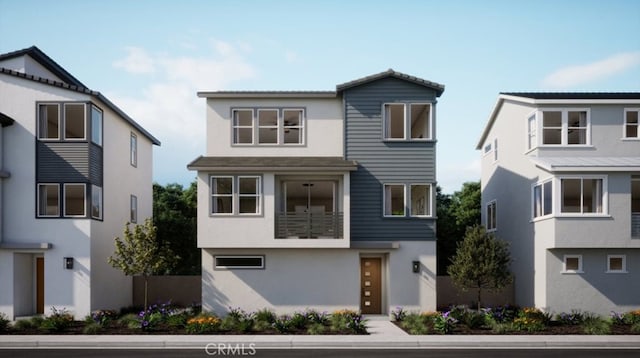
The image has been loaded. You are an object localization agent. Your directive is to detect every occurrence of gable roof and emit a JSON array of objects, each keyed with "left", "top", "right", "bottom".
[
  {"left": 336, "top": 68, "right": 445, "bottom": 96},
  {"left": 476, "top": 92, "right": 640, "bottom": 149},
  {"left": 0, "top": 46, "right": 160, "bottom": 145}
]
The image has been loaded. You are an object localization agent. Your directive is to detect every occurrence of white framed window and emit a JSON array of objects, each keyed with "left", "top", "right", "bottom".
[
  {"left": 527, "top": 113, "right": 537, "bottom": 151},
  {"left": 533, "top": 179, "right": 553, "bottom": 219},
  {"left": 410, "top": 184, "right": 432, "bottom": 217},
  {"left": 493, "top": 139, "right": 498, "bottom": 162},
  {"left": 238, "top": 176, "right": 261, "bottom": 215},
  {"left": 257, "top": 109, "right": 278, "bottom": 144},
  {"left": 606, "top": 255, "right": 627, "bottom": 273},
  {"left": 37, "top": 183, "right": 60, "bottom": 217},
  {"left": 486, "top": 200, "right": 497, "bottom": 231},
  {"left": 91, "top": 105, "right": 103, "bottom": 146},
  {"left": 232, "top": 109, "right": 254, "bottom": 144},
  {"left": 130, "top": 195, "right": 138, "bottom": 223},
  {"left": 384, "top": 184, "right": 406, "bottom": 217},
  {"left": 63, "top": 184, "right": 86, "bottom": 217},
  {"left": 130, "top": 133, "right": 137, "bottom": 167},
  {"left": 38, "top": 103, "right": 60, "bottom": 140},
  {"left": 283, "top": 109, "right": 304, "bottom": 144},
  {"left": 563, "top": 255, "right": 583, "bottom": 273},
  {"left": 559, "top": 176, "right": 606, "bottom": 215},
  {"left": 211, "top": 176, "right": 233, "bottom": 215},
  {"left": 624, "top": 108, "right": 639, "bottom": 139},
  {"left": 91, "top": 185, "right": 103, "bottom": 220},
  {"left": 63, "top": 103, "right": 86, "bottom": 140},
  {"left": 483, "top": 142, "right": 492, "bottom": 155},
  {"left": 383, "top": 103, "right": 432, "bottom": 140},
  {"left": 540, "top": 109, "right": 590, "bottom": 146},
  {"left": 215, "top": 256, "right": 265, "bottom": 269},
  {"left": 210, "top": 176, "right": 261, "bottom": 215}
]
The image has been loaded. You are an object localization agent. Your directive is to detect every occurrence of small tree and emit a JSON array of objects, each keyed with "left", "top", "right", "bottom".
[
  {"left": 447, "top": 225, "right": 513, "bottom": 310},
  {"left": 108, "top": 218, "right": 170, "bottom": 312}
]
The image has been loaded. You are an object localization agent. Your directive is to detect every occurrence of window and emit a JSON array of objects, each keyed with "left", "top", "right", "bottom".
[
  {"left": 130, "top": 133, "right": 137, "bottom": 167},
  {"left": 91, "top": 105, "right": 102, "bottom": 146},
  {"left": 527, "top": 114, "right": 537, "bottom": 150},
  {"left": 607, "top": 255, "right": 627, "bottom": 273},
  {"left": 624, "top": 109, "right": 639, "bottom": 139},
  {"left": 233, "top": 109, "right": 254, "bottom": 144},
  {"left": 64, "top": 184, "right": 86, "bottom": 217},
  {"left": 91, "top": 185, "right": 103, "bottom": 220},
  {"left": 38, "top": 104, "right": 59, "bottom": 139},
  {"left": 211, "top": 176, "right": 261, "bottom": 215},
  {"left": 533, "top": 180, "right": 553, "bottom": 218},
  {"left": 563, "top": 255, "right": 583, "bottom": 273},
  {"left": 384, "top": 184, "right": 405, "bottom": 216},
  {"left": 410, "top": 184, "right": 431, "bottom": 217},
  {"left": 258, "top": 109, "right": 278, "bottom": 144},
  {"left": 486, "top": 200, "right": 497, "bottom": 231},
  {"left": 384, "top": 103, "right": 431, "bottom": 140},
  {"left": 232, "top": 108, "right": 304, "bottom": 145},
  {"left": 64, "top": 103, "right": 85, "bottom": 139},
  {"left": 483, "top": 142, "right": 492, "bottom": 155},
  {"left": 215, "top": 256, "right": 264, "bottom": 269},
  {"left": 493, "top": 139, "right": 498, "bottom": 162},
  {"left": 541, "top": 109, "right": 590, "bottom": 146},
  {"left": 560, "top": 177, "right": 604, "bottom": 214},
  {"left": 37, "top": 184, "right": 59, "bottom": 217},
  {"left": 130, "top": 195, "right": 138, "bottom": 223}
]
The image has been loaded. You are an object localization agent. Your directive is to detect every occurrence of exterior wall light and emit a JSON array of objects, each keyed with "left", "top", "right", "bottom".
[
  {"left": 412, "top": 260, "right": 420, "bottom": 273},
  {"left": 64, "top": 257, "right": 74, "bottom": 270}
]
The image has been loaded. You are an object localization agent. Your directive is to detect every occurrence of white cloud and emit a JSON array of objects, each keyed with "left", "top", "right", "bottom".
[
  {"left": 438, "top": 158, "right": 481, "bottom": 194},
  {"left": 109, "top": 40, "right": 258, "bottom": 185},
  {"left": 112, "top": 46, "right": 156, "bottom": 74},
  {"left": 542, "top": 51, "right": 640, "bottom": 88}
]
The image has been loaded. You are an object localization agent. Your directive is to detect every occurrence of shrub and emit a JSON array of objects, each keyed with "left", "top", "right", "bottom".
[
  {"left": 137, "top": 301, "right": 177, "bottom": 331},
  {"left": 90, "top": 310, "right": 117, "bottom": 327},
  {"left": 307, "top": 323, "right": 326, "bottom": 335},
  {"left": 289, "top": 312, "right": 308, "bottom": 330},
  {"left": 272, "top": 315, "right": 293, "bottom": 334},
  {"left": 220, "top": 308, "right": 254, "bottom": 333},
  {"left": 623, "top": 310, "right": 640, "bottom": 325},
  {"left": 165, "top": 312, "right": 188, "bottom": 329},
  {"left": 491, "top": 322, "right": 517, "bottom": 334},
  {"left": 631, "top": 321, "right": 640, "bottom": 333},
  {"left": 513, "top": 307, "right": 547, "bottom": 333},
  {"left": 118, "top": 313, "right": 141, "bottom": 329},
  {"left": 391, "top": 307, "right": 407, "bottom": 322},
  {"left": 330, "top": 309, "right": 367, "bottom": 334},
  {"left": 185, "top": 314, "right": 221, "bottom": 334},
  {"left": 434, "top": 311, "right": 457, "bottom": 334},
  {"left": 305, "top": 309, "right": 329, "bottom": 325},
  {"left": 581, "top": 313, "right": 611, "bottom": 335},
  {"left": 484, "top": 305, "right": 519, "bottom": 323},
  {"left": 555, "top": 310, "right": 585, "bottom": 326},
  {"left": 40, "top": 307, "right": 74, "bottom": 332},
  {"left": 400, "top": 312, "right": 436, "bottom": 335},
  {"left": 254, "top": 309, "right": 276, "bottom": 324},
  {"left": 0, "top": 313, "right": 9, "bottom": 332},
  {"left": 14, "top": 319, "right": 36, "bottom": 331},
  {"left": 82, "top": 322, "right": 102, "bottom": 335}
]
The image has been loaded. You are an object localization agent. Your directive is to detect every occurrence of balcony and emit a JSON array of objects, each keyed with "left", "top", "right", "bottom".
[
  {"left": 633, "top": 213, "right": 640, "bottom": 238},
  {"left": 276, "top": 212, "right": 343, "bottom": 239}
]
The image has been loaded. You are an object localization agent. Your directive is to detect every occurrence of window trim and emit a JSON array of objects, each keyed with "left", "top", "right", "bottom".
[
  {"left": 623, "top": 108, "right": 640, "bottom": 140},
  {"left": 562, "top": 254, "right": 583, "bottom": 274},
  {"left": 37, "top": 183, "right": 60, "bottom": 217},
  {"left": 210, "top": 176, "right": 234, "bottom": 216},
  {"left": 606, "top": 255, "right": 627, "bottom": 273},
  {"left": 532, "top": 178, "right": 553, "bottom": 220},
  {"left": 214, "top": 255, "right": 265, "bottom": 270},
  {"left": 37, "top": 103, "right": 61, "bottom": 140},
  {"left": 409, "top": 183, "right": 433, "bottom": 218},
  {"left": 63, "top": 183, "right": 86, "bottom": 218},
  {"left": 210, "top": 175, "right": 263, "bottom": 216},
  {"left": 91, "top": 185, "right": 103, "bottom": 220},
  {"left": 382, "top": 102, "right": 433, "bottom": 141},
  {"left": 237, "top": 176, "right": 261, "bottom": 215},
  {"left": 257, "top": 108, "right": 279, "bottom": 145},
  {"left": 282, "top": 108, "right": 305, "bottom": 145},
  {"left": 130, "top": 132, "right": 138, "bottom": 167},
  {"left": 63, "top": 103, "right": 87, "bottom": 141},
  {"left": 526, "top": 111, "right": 537, "bottom": 152},
  {"left": 486, "top": 200, "right": 497, "bottom": 232},
  {"left": 231, "top": 108, "right": 306, "bottom": 146},
  {"left": 232, "top": 108, "right": 255, "bottom": 145},
  {"left": 556, "top": 175, "right": 608, "bottom": 217},
  {"left": 383, "top": 183, "right": 406, "bottom": 217},
  {"left": 539, "top": 108, "right": 591, "bottom": 147},
  {"left": 130, "top": 195, "right": 138, "bottom": 223},
  {"left": 91, "top": 105, "right": 103, "bottom": 146}
]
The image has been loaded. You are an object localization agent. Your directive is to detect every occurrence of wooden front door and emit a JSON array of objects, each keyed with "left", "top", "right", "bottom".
[
  {"left": 36, "top": 257, "right": 44, "bottom": 314},
  {"left": 360, "top": 257, "right": 381, "bottom": 314}
]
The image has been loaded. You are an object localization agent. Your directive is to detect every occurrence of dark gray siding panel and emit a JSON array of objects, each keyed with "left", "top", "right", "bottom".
[
  {"left": 89, "top": 143, "right": 103, "bottom": 186},
  {"left": 37, "top": 142, "right": 90, "bottom": 182},
  {"left": 345, "top": 77, "right": 438, "bottom": 241}
]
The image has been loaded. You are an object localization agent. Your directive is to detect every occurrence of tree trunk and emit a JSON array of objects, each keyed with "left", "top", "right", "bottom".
[
  {"left": 144, "top": 275, "right": 148, "bottom": 312},
  {"left": 477, "top": 287, "right": 482, "bottom": 311}
]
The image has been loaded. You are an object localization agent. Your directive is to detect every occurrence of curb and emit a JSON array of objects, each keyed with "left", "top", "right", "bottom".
[{"left": 1, "top": 335, "right": 640, "bottom": 349}]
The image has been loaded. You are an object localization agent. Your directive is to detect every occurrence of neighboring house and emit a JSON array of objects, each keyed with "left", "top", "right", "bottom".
[
  {"left": 188, "top": 70, "right": 444, "bottom": 315},
  {"left": 477, "top": 92, "right": 640, "bottom": 315},
  {"left": 0, "top": 46, "right": 160, "bottom": 319}
]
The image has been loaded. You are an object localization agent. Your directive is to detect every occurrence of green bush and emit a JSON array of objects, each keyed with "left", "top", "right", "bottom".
[
  {"left": 0, "top": 313, "right": 9, "bottom": 332},
  {"left": 582, "top": 313, "right": 611, "bottom": 335},
  {"left": 513, "top": 307, "right": 547, "bottom": 333},
  {"left": 185, "top": 313, "right": 220, "bottom": 334},
  {"left": 307, "top": 323, "right": 326, "bottom": 335},
  {"left": 491, "top": 322, "right": 517, "bottom": 334},
  {"left": 40, "top": 307, "right": 74, "bottom": 332},
  {"left": 254, "top": 308, "right": 276, "bottom": 324},
  {"left": 329, "top": 309, "right": 367, "bottom": 334},
  {"left": 117, "top": 313, "right": 141, "bottom": 330},
  {"left": 631, "top": 321, "right": 640, "bottom": 333},
  {"left": 555, "top": 310, "right": 585, "bottom": 326},
  {"left": 434, "top": 311, "right": 457, "bottom": 334},
  {"left": 82, "top": 322, "right": 102, "bottom": 335},
  {"left": 272, "top": 315, "right": 293, "bottom": 333},
  {"left": 400, "top": 312, "right": 435, "bottom": 335}
]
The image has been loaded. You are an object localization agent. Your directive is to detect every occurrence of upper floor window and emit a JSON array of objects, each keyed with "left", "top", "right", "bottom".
[
  {"left": 38, "top": 104, "right": 60, "bottom": 139},
  {"left": 383, "top": 103, "right": 432, "bottom": 140},
  {"left": 91, "top": 105, "right": 103, "bottom": 146},
  {"left": 384, "top": 183, "right": 433, "bottom": 218},
  {"left": 486, "top": 200, "right": 497, "bottom": 231},
  {"left": 384, "top": 184, "right": 405, "bottom": 216},
  {"left": 533, "top": 179, "right": 553, "bottom": 219},
  {"left": 38, "top": 102, "right": 103, "bottom": 142},
  {"left": 560, "top": 177, "right": 605, "bottom": 215},
  {"left": 527, "top": 114, "right": 537, "bottom": 151},
  {"left": 91, "top": 185, "right": 103, "bottom": 220},
  {"left": 130, "top": 133, "right": 137, "bottom": 167},
  {"left": 130, "top": 195, "right": 138, "bottom": 223},
  {"left": 410, "top": 184, "right": 432, "bottom": 217},
  {"left": 211, "top": 176, "right": 261, "bottom": 215},
  {"left": 64, "top": 104, "right": 85, "bottom": 140},
  {"left": 541, "top": 109, "right": 590, "bottom": 146},
  {"left": 624, "top": 109, "right": 639, "bottom": 139},
  {"left": 232, "top": 108, "right": 304, "bottom": 145}
]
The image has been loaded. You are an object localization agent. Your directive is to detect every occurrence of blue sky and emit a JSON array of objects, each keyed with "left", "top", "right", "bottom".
[{"left": 1, "top": 0, "right": 639, "bottom": 193}]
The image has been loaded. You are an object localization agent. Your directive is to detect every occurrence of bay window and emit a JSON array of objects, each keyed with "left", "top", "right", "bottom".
[{"left": 560, "top": 177, "right": 604, "bottom": 214}]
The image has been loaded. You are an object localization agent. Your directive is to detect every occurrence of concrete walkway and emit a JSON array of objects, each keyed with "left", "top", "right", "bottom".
[{"left": 364, "top": 315, "right": 408, "bottom": 336}]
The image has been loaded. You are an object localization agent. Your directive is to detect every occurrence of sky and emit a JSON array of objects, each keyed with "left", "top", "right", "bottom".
[{"left": 1, "top": 0, "right": 639, "bottom": 194}]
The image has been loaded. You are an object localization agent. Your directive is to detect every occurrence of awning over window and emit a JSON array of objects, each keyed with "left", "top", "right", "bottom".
[{"left": 530, "top": 157, "right": 640, "bottom": 173}]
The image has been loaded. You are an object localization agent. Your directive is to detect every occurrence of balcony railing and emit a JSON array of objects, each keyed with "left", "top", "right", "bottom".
[
  {"left": 633, "top": 213, "right": 640, "bottom": 238},
  {"left": 276, "top": 212, "right": 343, "bottom": 239}
]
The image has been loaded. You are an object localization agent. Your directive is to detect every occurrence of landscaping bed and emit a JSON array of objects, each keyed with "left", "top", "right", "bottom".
[{"left": 392, "top": 306, "right": 640, "bottom": 335}]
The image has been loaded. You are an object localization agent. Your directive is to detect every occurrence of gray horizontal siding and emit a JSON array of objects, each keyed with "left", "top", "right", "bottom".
[
  {"left": 89, "top": 143, "right": 103, "bottom": 186},
  {"left": 37, "top": 142, "right": 90, "bottom": 182},
  {"left": 344, "top": 77, "right": 437, "bottom": 241}
]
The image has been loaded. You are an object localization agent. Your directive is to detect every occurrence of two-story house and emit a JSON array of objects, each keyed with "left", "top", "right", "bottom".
[
  {"left": 0, "top": 46, "right": 159, "bottom": 319},
  {"left": 477, "top": 92, "right": 640, "bottom": 315},
  {"left": 188, "top": 70, "right": 444, "bottom": 315}
]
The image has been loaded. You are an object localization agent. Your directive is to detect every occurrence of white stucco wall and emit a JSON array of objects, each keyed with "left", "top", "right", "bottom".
[{"left": 205, "top": 97, "right": 343, "bottom": 157}]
